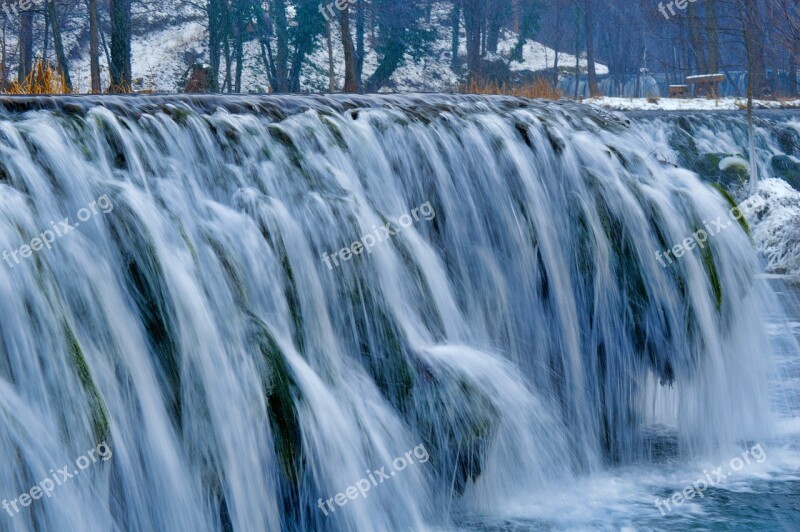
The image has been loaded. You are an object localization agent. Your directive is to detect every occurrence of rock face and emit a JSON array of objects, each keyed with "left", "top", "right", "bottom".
[
  {"left": 183, "top": 63, "right": 215, "bottom": 93},
  {"left": 771, "top": 155, "right": 800, "bottom": 190},
  {"left": 773, "top": 126, "right": 800, "bottom": 155},
  {"left": 692, "top": 152, "right": 750, "bottom": 191},
  {"left": 742, "top": 178, "right": 800, "bottom": 275}
]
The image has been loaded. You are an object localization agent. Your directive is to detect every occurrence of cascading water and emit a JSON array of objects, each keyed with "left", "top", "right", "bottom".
[{"left": 0, "top": 95, "right": 790, "bottom": 531}]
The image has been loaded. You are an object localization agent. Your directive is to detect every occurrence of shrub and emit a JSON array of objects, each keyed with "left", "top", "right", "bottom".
[
  {"left": 459, "top": 78, "right": 561, "bottom": 100},
  {"left": 5, "top": 59, "right": 70, "bottom": 94}
]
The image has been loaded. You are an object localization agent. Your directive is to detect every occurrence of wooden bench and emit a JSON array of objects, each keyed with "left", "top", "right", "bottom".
[
  {"left": 669, "top": 85, "right": 689, "bottom": 98},
  {"left": 685, "top": 74, "right": 725, "bottom": 98}
]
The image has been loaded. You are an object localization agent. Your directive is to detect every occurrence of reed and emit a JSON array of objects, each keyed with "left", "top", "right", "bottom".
[{"left": 459, "top": 78, "right": 561, "bottom": 100}]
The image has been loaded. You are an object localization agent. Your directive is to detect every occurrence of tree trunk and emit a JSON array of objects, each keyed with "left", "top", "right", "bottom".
[
  {"left": 233, "top": 1, "right": 243, "bottom": 93},
  {"left": 463, "top": 0, "right": 483, "bottom": 81},
  {"left": 583, "top": 0, "right": 598, "bottom": 96},
  {"left": 340, "top": 6, "right": 357, "bottom": 93},
  {"left": 486, "top": 6, "right": 501, "bottom": 54},
  {"left": 705, "top": 0, "right": 719, "bottom": 73},
  {"left": 741, "top": 0, "right": 759, "bottom": 194},
  {"left": 272, "top": 0, "right": 289, "bottom": 92},
  {"left": 742, "top": 0, "right": 767, "bottom": 97},
  {"left": 43, "top": 11, "right": 49, "bottom": 62},
  {"left": 208, "top": 0, "right": 226, "bottom": 92},
  {"left": 574, "top": 6, "right": 580, "bottom": 98},
  {"left": 553, "top": 47, "right": 559, "bottom": 87},
  {"left": 254, "top": 2, "right": 276, "bottom": 92},
  {"left": 1, "top": 19, "right": 7, "bottom": 89},
  {"left": 223, "top": 38, "right": 232, "bottom": 92},
  {"left": 326, "top": 20, "right": 335, "bottom": 92},
  {"left": 48, "top": 0, "right": 72, "bottom": 91},
  {"left": 687, "top": 3, "right": 707, "bottom": 73},
  {"left": 355, "top": 0, "right": 365, "bottom": 91},
  {"left": 451, "top": 1, "right": 460, "bottom": 70},
  {"left": 88, "top": 0, "right": 101, "bottom": 92},
  {"left": 109, "top": 0, "right": 131, "bottom": 91},
  {"left": 18, "top": 11, "right": 33, "bottom": 83},
  {"left": 288, "top": 2, "right": 326, "bottom": 93}
]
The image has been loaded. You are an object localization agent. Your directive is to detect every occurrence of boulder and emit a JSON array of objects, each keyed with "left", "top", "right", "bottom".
[{"left": 770, "top": 154, "right": 800, "bottom": 190}]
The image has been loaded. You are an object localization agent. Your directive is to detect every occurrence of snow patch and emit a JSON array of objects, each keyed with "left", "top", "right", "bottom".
[
  {"left": 742, "top": 178, "right": 800, "bottom": 276},
  {"left": 720, "top": 156, "right": 749, "bottom": 172},
  {"left": 589, "top": 97, "right": 800, "bottom": 112}
]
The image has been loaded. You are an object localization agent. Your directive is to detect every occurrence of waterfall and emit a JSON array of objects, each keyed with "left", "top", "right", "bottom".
[{"left": 0, "top": 95, "right": 777, "bottom": 531}]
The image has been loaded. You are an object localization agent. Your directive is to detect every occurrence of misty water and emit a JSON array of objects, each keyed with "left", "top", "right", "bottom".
[{"left": 0, "top": 95, "right": 798, "bottom": 531}]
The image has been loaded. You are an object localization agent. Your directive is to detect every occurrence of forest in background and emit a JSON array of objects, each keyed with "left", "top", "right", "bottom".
[{"left": 0, "top": 0, "right": 796, "bottom": 96}]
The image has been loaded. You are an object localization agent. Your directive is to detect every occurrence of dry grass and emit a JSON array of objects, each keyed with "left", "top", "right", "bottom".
[
  {"left": 460, "top": 78, "right": 561, "bottom": 100},
  {"left": 647, "top": 96, "right": 660, "bottom": 104},
  {"left": 4, "top": 59, "right": 70, "bottom": 95},
  {"left": 106, "top": 81, "right": 132, "bottom": 94}
]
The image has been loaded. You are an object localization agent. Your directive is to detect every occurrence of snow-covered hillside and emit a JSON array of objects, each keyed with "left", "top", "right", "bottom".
[
  {"left": 18, "top": 1, "right": 606, "bottom": 93},
  {"left": 744, "top": 179, "right": 800, "bottom": 276}
]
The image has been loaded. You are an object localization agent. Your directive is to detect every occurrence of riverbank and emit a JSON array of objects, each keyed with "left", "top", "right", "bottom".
[{"left": 588, "top": 96, "right": 800, "bottom": 112}]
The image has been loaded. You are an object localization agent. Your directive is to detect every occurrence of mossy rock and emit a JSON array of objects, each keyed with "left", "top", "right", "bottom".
[
  {"left": 693, "top": 153, "right": 749, "bottom": 190},
  {"left": 668, "top": 126, "right": 699, "bottom": 167},
  {"left": 773, "top": 126, "right": 800, "bottom": 155},
  {"left": 414, "top": 374, "right": 497, "bottom": 497},
  {"left": 64, "top": 322, "right": 110, "bottom": 443},
  {"left": 693, "top": 153, "right": 724, "bottom": 181},
  {"left": 250, "top": 316, "right": 302, "bottom": 486},
  {"left": 710, "top": 183, "right": 750, "bottom": 237},
  {"left": 770, "top": 155, "right": 800, "bottom": 190},
  {"left": 718, "top": 156, "right": 750, "bottom": 188}
]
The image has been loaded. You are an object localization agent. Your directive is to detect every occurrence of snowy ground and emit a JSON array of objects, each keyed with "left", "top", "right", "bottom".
[
  {"left": 589, "top": 97, "right": 800, "bottom": 112},
  {"left": 35, "top": 1, "right": 607, "bottom": 93},
  {"left": 302, "top": 2, "right": 606, "bottom": 93},
  {"left": 743, "top": 179, "right": 800, "bottom": 276}
]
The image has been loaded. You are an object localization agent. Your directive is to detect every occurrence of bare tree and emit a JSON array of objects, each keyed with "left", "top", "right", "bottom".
[
  {"left": 48, "top": 0, "right": 71, "bottom": 91},
  {"left": 18, "top": 10, "right": 33, "bottom": 82},
  {"left": 110, "top": 0, "right": 132, "bottom": 91},
  {"left": 88, "top": 0, "right": 101, "bottom": 92},
  {"left": 583, "top": 0, "right": 598, "bottom": 95},
  {"left": 326, "top": 19, "right": 335, "bottom": 92},
  {"left": 463, "top": 0, "right": 484, "bottom": 80},
  {"left": 340, "top": 5, "right": 358, "bottom": 92},
  {"left": 273, "top": 0, "right": 290, "bottom": 92}
]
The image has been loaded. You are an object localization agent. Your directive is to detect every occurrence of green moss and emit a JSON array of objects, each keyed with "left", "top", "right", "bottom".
[
  {"left": 108, "top": 205, "right": 181, "bottom": 427},
  {"left": 710, "top": 183, "right": 750, "bottom": 237},
  {"left": 699, "top": 239, "right": 723, "bottom": 312},
  {"left": 415, "top": 373, "right": 497, "bottom": 496},
  {"left": 251, "top": 317, "right": 302, "bottom": 485},
  {"left": 668, "top": 125, "right": 699, "bottom": 167},
  {"left": 179, "top": 224, "right": 199, "bottom": 265},
  {"left": 320, "top": 117, "right": 347, "bottom": 150},
  {"left": 693, "top": 153, "right": 722, "bottom": 180},
  {"left": 719, "top": 158, "right": 750, "bottom": 188},
  {"left": 63, "top": 322, "right": 110, "bottom": 443},
  {"left": 207, "top": 236, "right": 247, "bottom": 308}
]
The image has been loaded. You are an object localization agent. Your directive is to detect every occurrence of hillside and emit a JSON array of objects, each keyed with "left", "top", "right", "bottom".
[{"left": 7, "top": 1, "right": 607, "bottom": 93}]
